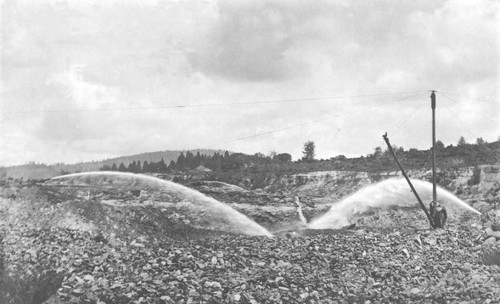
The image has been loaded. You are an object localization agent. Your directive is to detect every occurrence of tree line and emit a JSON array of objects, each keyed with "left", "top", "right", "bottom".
[
  {"left": 100, "top": 135, "right": 498, "bottom": 174},
  {"left": 100, "top": 151, "right": 293, "bottom": 173}
]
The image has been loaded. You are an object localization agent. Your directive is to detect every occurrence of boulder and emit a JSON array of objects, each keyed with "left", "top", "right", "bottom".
[{"left": 483, "top": 237, "right": 497, "bottom": 245}]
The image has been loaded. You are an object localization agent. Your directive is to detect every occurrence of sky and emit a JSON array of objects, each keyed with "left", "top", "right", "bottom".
[{"left": 1, "top": 0, "right": 499, "bottom": 166}]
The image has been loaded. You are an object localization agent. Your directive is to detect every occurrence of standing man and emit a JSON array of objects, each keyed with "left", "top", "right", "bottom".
[{"left": 430, "top": 201, "right": 447, "bottom": 228}]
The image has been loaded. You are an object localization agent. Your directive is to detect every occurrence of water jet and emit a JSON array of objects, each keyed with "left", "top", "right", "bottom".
[
  {"left": 51, "top": 171, "right": 273, "bottom": 237},
  {"left": 308, "top": 178, "right": 480, "bottom": 230}
]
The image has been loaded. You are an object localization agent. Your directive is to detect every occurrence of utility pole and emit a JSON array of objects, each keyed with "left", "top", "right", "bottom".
[{"left": 431, "top": 91, "right": 437, "bottom": 204}]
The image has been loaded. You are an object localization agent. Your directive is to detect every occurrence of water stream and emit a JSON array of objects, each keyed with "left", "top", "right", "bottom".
[
  {"left": 52, "top": 171, "right": 273, "bottom": 237},
  {"left": 308, "top": 178, "right": 481, "bottom": 229}
]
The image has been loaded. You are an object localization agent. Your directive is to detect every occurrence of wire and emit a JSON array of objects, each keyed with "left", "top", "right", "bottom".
[
  {"left": 440, "top": 96, "right": 500, "bottom": 162},
  {"left": 437, "top": 90, "right": 500, "bottom": 105},
  {"left": 439, "top": 94, "right": 499, "bottom": 122},
  {"left": 207, "top": 93, "right": 425, "bottom": 148},
  {"left": 391, "top": 106, "right": 424, "bottom": 137},
  {"left": 1, "top": 90, "right": 428, "bottom": 115}
]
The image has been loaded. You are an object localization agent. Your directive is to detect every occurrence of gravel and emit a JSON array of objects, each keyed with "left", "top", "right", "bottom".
[{"left": 2, "top": 224, "right": 499, "bottom": 304}]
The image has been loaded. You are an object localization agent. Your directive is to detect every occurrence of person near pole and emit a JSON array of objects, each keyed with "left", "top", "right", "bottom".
[
  {"left": 430, "top": 200, "right": 447, "bottom": 228},
  {"left": 434, "top": 203, "right": 447, "bottom": 228}
]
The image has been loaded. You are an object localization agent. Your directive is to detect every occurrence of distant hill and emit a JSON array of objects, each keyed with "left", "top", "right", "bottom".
[{"left": 0, "top": 149, "right": 225, "bottom": 180}]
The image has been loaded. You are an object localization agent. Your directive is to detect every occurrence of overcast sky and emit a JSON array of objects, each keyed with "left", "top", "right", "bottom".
[{"left": 1, "top": 0, "right": 499, "bottom": 166}]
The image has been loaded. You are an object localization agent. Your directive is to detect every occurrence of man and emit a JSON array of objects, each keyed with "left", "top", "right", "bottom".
[
  {"left": 429, "top": 201, "right": 447, "bottom": 228},
  {"left": 434, "top": 204, "right": 448, "bottom": 228}
]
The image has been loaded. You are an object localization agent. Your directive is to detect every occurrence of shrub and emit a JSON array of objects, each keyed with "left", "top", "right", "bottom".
[{"left": 468, "top": 167, "right": 481, "bottom": 186}]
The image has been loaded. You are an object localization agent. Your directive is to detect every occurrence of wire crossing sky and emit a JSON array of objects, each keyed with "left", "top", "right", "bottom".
[
  {"left": 1, "top": 0, "right": 499, "bottom": 166},
  {"left": 1, "top": 90, "right": 427, "bottom": 115}
]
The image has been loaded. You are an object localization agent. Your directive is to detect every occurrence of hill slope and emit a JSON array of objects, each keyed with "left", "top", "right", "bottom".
[{"left": 0, "top": 149, "right": 224, "bottom": 179}]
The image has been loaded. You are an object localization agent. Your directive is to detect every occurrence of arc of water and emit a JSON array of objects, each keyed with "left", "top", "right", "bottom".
[
  {"left": 308, "top": 178, "right": 481, "bottom": 230},
  {"left": 52, "top": 171, "right": 273, "bottom": 237}
]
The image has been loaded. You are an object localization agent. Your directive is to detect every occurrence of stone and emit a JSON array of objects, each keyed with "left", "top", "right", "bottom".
[
  {"left": 401, "top": 248, "right": 410, "bottom": 258},
  {"left": 483, "top": 237, "right": 497, "bottom": 245},
  {"left": 486, "top": 229, "right": 500, "bottom": 239}
]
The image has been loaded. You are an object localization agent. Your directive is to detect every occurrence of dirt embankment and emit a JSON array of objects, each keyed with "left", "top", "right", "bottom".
[
  {"left": 264, "top": 165, "right": 500, "bottom": 201},
  {"left": 188, "top": 165, "right": 499, "bottom": 231}
]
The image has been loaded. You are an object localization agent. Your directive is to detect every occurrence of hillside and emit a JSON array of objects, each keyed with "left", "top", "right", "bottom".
[{"left": 0, "top": 149, "right": 224, "bottom": 180}]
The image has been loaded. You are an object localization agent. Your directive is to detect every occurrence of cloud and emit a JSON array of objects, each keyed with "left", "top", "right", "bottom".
[
  {"left": 33, "top": 65, "right": 119, "bottom": 141},
  {"left": 187, "top": 2, "right": 336, "bottom": 82},
  {"left": 1, "top": 0, "right": 499, "bottom": 165}
]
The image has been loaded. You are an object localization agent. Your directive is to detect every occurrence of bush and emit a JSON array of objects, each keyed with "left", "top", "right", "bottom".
[
  {"left": 468, "top": 167, "right": 481, "bottom": 186},
  {"left": 370, "top": 174, "right": 383, "bottom": 182}
]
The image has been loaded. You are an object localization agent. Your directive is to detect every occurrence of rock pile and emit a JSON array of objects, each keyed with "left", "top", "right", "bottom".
[
  {"left": 2, "top": 179, "right": 500, "bottom": 303},
  {"left": 3, "top": 224, "right": 500, "bottom": 304}
]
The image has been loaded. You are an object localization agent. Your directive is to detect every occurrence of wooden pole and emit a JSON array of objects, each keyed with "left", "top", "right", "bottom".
[
  {"left": 383, "top": 133, "right": 434, "bottom": 228},
  {"left": 431, "top": 91, "right": 437, "bottom": 204}
]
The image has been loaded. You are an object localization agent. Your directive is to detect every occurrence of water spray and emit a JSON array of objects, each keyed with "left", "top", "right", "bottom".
[
  {"left": 308, "top": 178, "right": 480, "bottom": 230},
  {"left": 51, "top": 171, "right": 273, "bottom": 237},
  {"left": 295, "top": 196, "right": 308, "bottom": 225},
  {"left": 383, "top": 132, "right": 434, "bottom": 228}
]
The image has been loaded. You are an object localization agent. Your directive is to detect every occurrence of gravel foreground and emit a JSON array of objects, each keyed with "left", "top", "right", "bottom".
[
  {"left": 2, "top": 225, "right": 500, "bottom": 304},
  {"left": 1, "top": 181, "right": 500, "bottom": 304}
]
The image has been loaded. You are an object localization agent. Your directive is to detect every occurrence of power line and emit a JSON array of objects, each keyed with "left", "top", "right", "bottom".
[
  {"left": 437, "top": 90, "right": 500, "bottom": 105},
  {"left": 440, "top": 96, "right": 500, "bottom": 162},
  {"left": 1, "top": 90, "right": 427, "bottom": 115},
  {"left": 390, "top": 105, "right": 424, "bottom": 137},
  {"left": 207, "top": 93, "right": 425, "bottom": 148},
  {"left": 439, "top": 94, "right": 499, "bottom": 122}
]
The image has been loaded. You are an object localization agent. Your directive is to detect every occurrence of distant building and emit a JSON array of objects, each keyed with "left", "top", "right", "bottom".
[{"left": 193, "top": 165, "right": 211, "bottom": 172}]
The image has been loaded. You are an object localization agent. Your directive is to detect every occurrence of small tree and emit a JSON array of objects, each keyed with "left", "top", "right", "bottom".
[
  {"left": 302, "top": 141, "right": 316, "bottom": 162},
  {"left": 458, "top": 136, "right": 467, "bottom": 146},
  {"left": 335, "top": 155, "right": 347, "bottom": 161},
  {"left": 158, "top": 158, "right": 168, "bottom": 172},
  {"left": 436, "top": 140, "right": 445, "bottom": 151},
  {"left": 185, "top": 151, "right": 195, "bottom": 169},
  {"left": 127, "top": 161, "right": 137, "bottom": 173},
  {"left": 176, "top": 153, "right": 186, "bottom": 171},
  {"left": 275, "top": 153, "right": 292, "bottom": 163},
  {"left": 100, "top": 164, "right": 112, "bottom": 171},
  {"left": 118, "top": 163, "right": 126, "bottom": 172},
  {"left": 476, "top": 137, "right": 485, "bottom": 145},
  {"left": 168, "top": 160, "right": 176, "bottom": 171}
]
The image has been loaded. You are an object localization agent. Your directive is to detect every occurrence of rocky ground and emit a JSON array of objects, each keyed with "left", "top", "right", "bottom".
[{"left": 1, "top": 177, "right": 500, "bottom": 304}]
